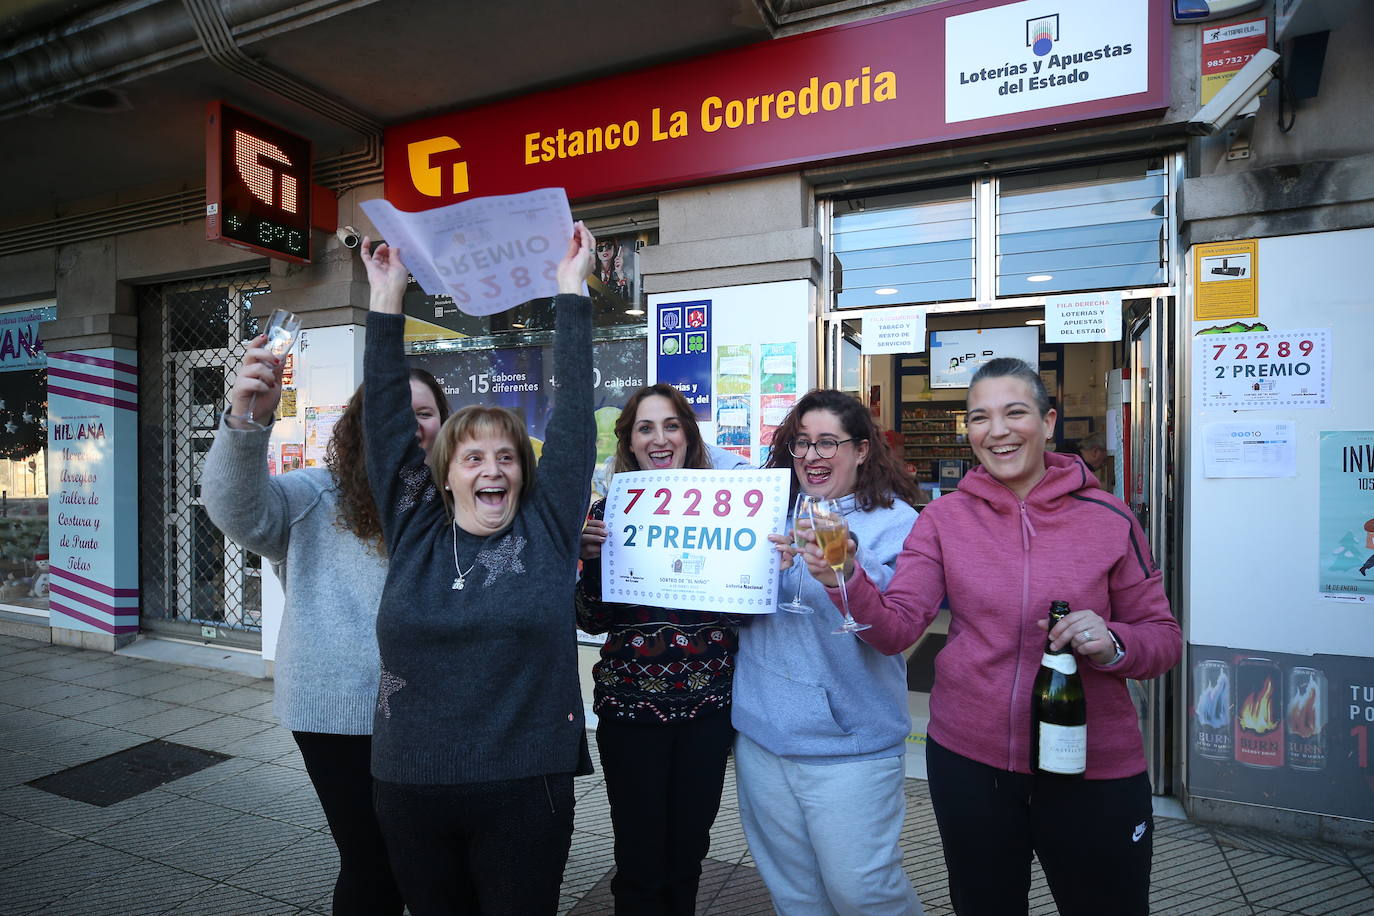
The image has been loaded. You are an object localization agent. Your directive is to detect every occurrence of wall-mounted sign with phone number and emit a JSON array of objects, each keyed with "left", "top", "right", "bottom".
[
  {"left": 603, "top": 468, "right": 790, "bottom": 614},
  {"left": 1195, "top": 328, "right": 1330, "bottom": 410}
]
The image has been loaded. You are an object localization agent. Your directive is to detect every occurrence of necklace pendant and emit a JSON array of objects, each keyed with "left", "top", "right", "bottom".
[{"left": 452, "top": 576, "right": 464, "bottom": 590}]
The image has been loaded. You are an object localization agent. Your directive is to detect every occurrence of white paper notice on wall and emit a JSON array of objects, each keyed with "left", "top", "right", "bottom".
[
  {"left": 862, "top": 309, "right": 927, "bottom": 354},
  {"left": 1044, "top": 292, "right": 1123, "bottom": 343},
  {"left": 1203, "top": 421, "right": 1297, "bottom": 478},
  {"left": 1195, "top": 328, "right": 1331, "bottom": 410},
  {"left": 360, "top": 187, "right": 574, "bottom": 315}
]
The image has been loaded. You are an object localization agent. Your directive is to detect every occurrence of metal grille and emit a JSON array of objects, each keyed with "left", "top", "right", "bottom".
[{"left": 137, "top": 270, "right": 270, "bottom": 647}]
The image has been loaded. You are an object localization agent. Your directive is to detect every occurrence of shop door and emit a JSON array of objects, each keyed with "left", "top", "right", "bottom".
[
  {"left": 137, "top": 272, "right": 271, "bottom": 649},
  {"left": 1122, "top": 296, "right": 1179, "bottom": 794}
]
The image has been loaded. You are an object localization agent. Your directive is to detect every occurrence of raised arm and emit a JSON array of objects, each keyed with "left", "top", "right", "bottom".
[
  {"left": 531, "top": 223, "right": 597, "bottom": 549},
  {"left": 203, "top": 340, "right": 319, "bottom": 562},
  {"left": 360, "top": 239, "right": 436, "bottom": 547}
]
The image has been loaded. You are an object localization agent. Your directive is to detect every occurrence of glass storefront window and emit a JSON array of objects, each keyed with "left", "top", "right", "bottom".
[
  {"left": 0, "top": 304, "right": 56, "bottom": 613},
  {"left": 997, "top": 158, "right": 1168, "bottom": 296},
  {"left": 402, "top": 229, "right": 656, "bottom": 502},
  {"left": 402, "top": 229, "right": 655, "bottom": 340},
  {"left": 832, "top": 185, "right": 975, "bottom": 308}
]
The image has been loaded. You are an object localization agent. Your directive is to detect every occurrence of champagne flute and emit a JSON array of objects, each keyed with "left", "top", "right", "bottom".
[
  {"left": 803, "top": 497, "right": 870, "bottom": 635},
  {"left": 777, "top": 493, "right": 816, "bottom": 614},
  {"left": 231, "top": 309, "right": 302, "bottom": 430}
]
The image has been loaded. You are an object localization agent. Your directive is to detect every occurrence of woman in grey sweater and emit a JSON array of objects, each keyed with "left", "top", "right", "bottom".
[{"left": 203, "top": 346, "right": 448, "bottom": 916}]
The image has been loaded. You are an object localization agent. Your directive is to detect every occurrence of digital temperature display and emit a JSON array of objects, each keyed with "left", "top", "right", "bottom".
[{"left": 206, "top": 101, "right": 312, "bottom": 263}]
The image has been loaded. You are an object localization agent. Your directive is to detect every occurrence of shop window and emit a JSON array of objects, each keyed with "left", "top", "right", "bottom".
[
  {"left": 402, "top": 228, "right": 655, "bottom": 511},
  {"left": 402, "top": 228, "right": 656, "bottom": 341},
  {"left": 997, "top": 158, "right": 1167, "bottom": 296},
  {"left": 832, "top": 185, "right": 975, "bottom": 309},
  {"left": 0, "top": 304, "right": 55, "bottom": 613}
]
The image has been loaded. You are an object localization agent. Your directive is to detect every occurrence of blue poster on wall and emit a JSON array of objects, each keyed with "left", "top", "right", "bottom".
[
  {"left": 1318, "top": 429, "right": 1374, "bottom": 602},
  {"left": 656, "top": 299, "right": 712, "bottom": 420}
]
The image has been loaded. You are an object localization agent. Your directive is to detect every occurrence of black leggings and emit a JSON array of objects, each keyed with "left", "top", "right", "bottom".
[
  {"left": 292, "top": 732, "right": 404, "bottom": 916},
  {"left": 925, "top": 737, "right": 1153, "bottom": 916},
  {"left": 597, "top": 711, "right": 735, "bottom": 915},
  {"left": 372, "top": 772, "right": 575, "bottom": 915}
]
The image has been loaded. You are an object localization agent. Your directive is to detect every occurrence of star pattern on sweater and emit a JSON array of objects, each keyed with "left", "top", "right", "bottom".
[
  {"left": 377, "top": 664, "right": 406, "bottom": 719},
  {"left": 478, "top": 534, "right": 526, "bottom": 587},
  {"left": 396, "top": 466, "right": 432, "bottom": 513}
]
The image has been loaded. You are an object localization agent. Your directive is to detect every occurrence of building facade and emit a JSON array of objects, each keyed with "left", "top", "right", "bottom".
[{"left": 1, "top": 0, "right": 1370, "bottom": 842}]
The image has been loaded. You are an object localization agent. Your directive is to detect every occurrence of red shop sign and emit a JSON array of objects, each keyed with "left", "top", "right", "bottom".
[{"left": 385, "top": 0, "right": 1169, "bottom": 211}]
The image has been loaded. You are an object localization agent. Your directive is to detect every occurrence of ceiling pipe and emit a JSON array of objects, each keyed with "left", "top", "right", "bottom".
[{"left": 0, "top": 0, "right": 384, "bottom": 253}]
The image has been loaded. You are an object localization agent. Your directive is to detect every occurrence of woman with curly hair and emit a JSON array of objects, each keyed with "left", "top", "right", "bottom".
[{"left": 203, "top": 346, "right": 449, "bottom": 916}]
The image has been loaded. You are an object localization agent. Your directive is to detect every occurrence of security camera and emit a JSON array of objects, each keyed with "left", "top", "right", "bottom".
[
  {"left": 336, "top": 225, "right": 360, "bottom": 248},
  {"left": 1186, "top": 48, "right": 1279, "bottom": 136}
]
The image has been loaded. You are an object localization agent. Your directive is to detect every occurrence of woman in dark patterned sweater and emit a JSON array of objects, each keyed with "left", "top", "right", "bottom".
[{"left": 576, "top": 383, "right": 740, "bottom": 915}]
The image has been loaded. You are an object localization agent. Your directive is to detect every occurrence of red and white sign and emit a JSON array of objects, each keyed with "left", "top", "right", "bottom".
[
  {"left": 1196, "top": 328, "right": 1331, "bottom": 410},
  {"left": 603, "top": 469, "right": 790, "bottom": 614},
  {"left": 1200, "top": 17, "right": 1268, "bottom": 104},
  {"left": 384, "top": 0, "right": 1169, "bottom": 210}
]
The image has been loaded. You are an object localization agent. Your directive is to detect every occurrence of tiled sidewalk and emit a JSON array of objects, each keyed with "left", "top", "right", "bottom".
[{"left": 0, "top": 633, "right": 1371, "bottom": 914}]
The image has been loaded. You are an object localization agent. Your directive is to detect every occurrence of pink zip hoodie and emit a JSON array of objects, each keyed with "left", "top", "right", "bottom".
[{"left": 841, "top": 451, "right": 1181, "bottom": 779}]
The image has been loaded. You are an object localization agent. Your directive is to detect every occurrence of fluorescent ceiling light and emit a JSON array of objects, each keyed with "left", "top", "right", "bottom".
[
  {"left": 625, "top": 307, "right": 646, "bottom": 316},
  {"left": 875, "top": 287, "right": 899, "bottom": 295},
  {"left": 1026, "top": 274, "right": 1053, "bottom": 282},
  {"left": 1025, "top": 318, "right": 1046, "bottom": 326}
]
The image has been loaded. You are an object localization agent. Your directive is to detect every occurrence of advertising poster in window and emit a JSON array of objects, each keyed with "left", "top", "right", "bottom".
[
  {"left": 402, "top": 230, "right": 652, "bottom": 343},
  {"left": 1188, "top": 645, "right": 1374, "bottom": 822},
  {"left": 650, "top": 281, "right": 811, "bottom": 464},
  {"left": 654, "top": 300, "right": 712, "bottom": 422},
  {"left": 1318, "top": 430, "right": 1374, "bottom": 603},
  {"left": 408, "top": 337, "right": 646, "bottom": 471},
  {"left": 929, "top": 327, "right": 1040, "bottom": 389}
]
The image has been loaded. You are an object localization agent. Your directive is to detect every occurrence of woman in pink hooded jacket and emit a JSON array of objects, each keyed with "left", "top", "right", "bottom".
[{"left": 801, "top": 357, "right": 1180, "bottom": 916}]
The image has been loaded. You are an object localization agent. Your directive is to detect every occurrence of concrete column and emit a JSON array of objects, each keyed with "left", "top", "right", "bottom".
[{"left": 639, "top": 173, "right": 823, "bottom": 293}]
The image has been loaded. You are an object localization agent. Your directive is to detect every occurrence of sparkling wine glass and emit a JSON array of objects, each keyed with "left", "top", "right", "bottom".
[
  {"left": 231, "top": 309, "right": 302, "bottom": 430},
  {"left": 802, "top": 497, "right": 870, "bottom": 635},
  {"left": 777, "top": 494, "right": 816, "bottom": 614}
]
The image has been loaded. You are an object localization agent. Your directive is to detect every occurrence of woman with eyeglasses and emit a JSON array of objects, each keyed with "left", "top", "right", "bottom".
[{"left": 731, "top": 389, "right": 926, "bottom": 915}]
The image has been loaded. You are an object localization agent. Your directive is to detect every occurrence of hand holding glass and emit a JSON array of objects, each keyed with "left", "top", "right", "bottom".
[
  {"left": 777, "top": 494, "right": 816, "bottom": 614},
  {"left": 801, "top": 497, "right": 870, "bottom": 635},
  {"left": 229, "top": 309, "right": 302, "bottom": 430}
]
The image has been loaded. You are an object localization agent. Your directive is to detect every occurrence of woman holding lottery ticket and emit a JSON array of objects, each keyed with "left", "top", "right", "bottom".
[
  {"left": 575, "top": 383, "right": 741, "bottom": 916},
  {"left": 732, "top": 389, "right": 925, "bottom": 915}
]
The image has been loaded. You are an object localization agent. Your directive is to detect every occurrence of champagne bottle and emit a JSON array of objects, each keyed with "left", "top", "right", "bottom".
[{"left": 1032, "top": 600, "right": 1086, "bottom": 776}]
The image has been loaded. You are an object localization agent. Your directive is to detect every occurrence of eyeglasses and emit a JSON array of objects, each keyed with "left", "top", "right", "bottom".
[
  {"left": 788, "top": 437, "right": 857, "bottom": 459},
  {"left": 595, "top": 240, "right": 615, "bottom": 252}
]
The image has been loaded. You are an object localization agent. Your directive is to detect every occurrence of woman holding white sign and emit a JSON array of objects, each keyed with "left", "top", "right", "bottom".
[
  {"left": 733, "top": 388, "right": 925, "bottom": 915},
  {"left": 358, "top": 225, "right": 596, "bottom": 915},
  {"left": 575, "top": 383, "right": 741, "bottom": 915}
]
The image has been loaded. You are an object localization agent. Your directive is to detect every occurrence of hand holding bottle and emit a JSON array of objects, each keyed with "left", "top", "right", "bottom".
[{"left": 1038, "top": 605, "right": 1117, "bottom": 666}]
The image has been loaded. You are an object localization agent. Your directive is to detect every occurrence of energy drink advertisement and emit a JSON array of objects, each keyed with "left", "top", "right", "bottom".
[{"left": 1188, "top": 645, "right": 1373, "bottom": 822}]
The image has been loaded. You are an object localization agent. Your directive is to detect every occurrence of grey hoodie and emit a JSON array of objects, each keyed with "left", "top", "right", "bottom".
[{"left": 731, "top": 492, "right": 918, "bottom": 763}]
